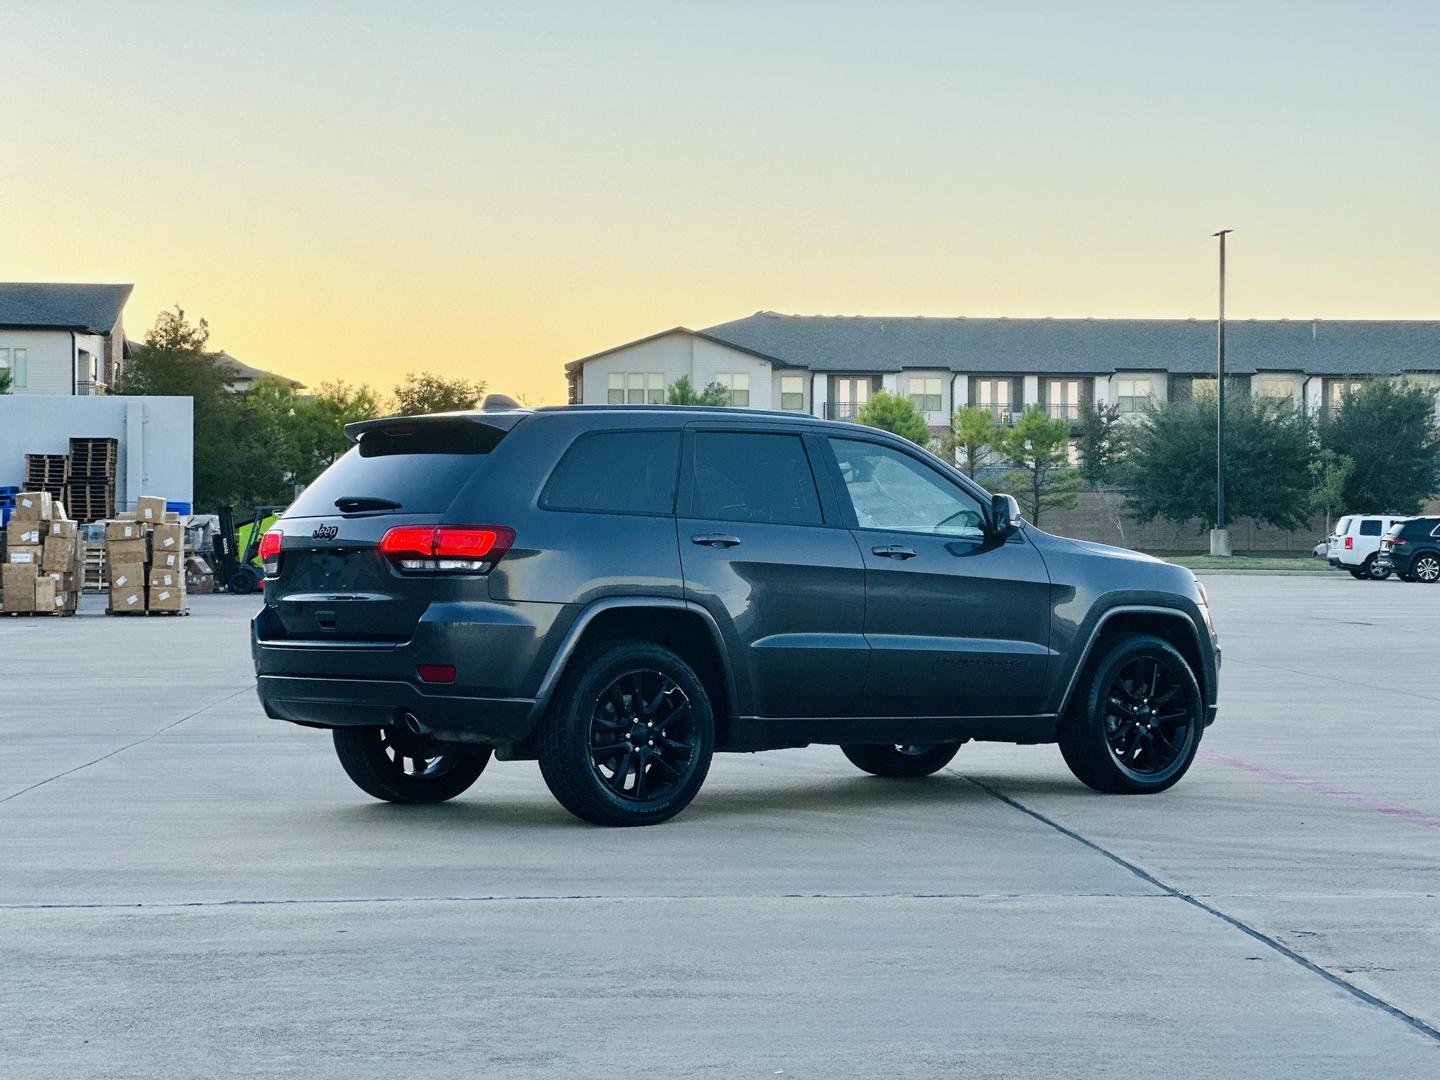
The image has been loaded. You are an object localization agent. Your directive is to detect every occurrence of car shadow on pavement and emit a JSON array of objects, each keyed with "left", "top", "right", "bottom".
[{"left": 320, "top": 771, "right": 1090, "bottom": 832}]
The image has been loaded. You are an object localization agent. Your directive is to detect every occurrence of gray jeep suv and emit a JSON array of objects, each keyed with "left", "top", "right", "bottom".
[{"left": 253, "top": 400, "right": 1220, "bottom": 826}]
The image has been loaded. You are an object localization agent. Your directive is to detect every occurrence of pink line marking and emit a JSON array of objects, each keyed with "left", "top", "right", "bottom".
[{"left": 1201, "top": 752, "right": 1440, "bottom": 832}]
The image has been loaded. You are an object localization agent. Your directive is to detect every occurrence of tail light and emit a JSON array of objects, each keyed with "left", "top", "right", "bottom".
[
  {"left": 259, "top": 530, "right": 283, "bottom": 576},
  {"left": 1390, "top": 537, "right": 1409, "bottom": 547},
  {"left": 378, "top": 525, "right": 514, "bottom": 573},
  {"left": 1344, "top": 536, "right": 1353, "bottom": 550}
]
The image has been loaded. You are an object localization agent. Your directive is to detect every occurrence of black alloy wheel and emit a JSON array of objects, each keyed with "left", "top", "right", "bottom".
[
  {"left": 332, "top": 725, "right": 490, "bottom": 804},
  {"left": 1414, "top": 554, "right": 1440, "bottom": 583},
  {"left": 538, "top": 641, "right": 714, "bottom": 826},
  {"left": 1060, "top": 634, "right": 1203, "bottom": 794},
  {"left": 587, "top": 669, "right": 698, "bottom": 804},
  {"left": 841, "top": 741, "right": 963, "bottom": 778}
]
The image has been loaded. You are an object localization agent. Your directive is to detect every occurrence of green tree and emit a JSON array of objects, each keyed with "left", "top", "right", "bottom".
[
  {"left": 1308, "top": 448, "right": 1355, "bottom": 534},
  {"left": 391, "top": 371, "right": 487, "bottom": 415},
  {"left": 950, "top": 406, "right": 1000, "bottom": 478},
  {"left": 998, "top": 407, "right": 1081, "bottom": 526},
  {"left": 0, "top": 367, "right": 11, "bottom": 394},
  {"left": 116, "top": 307, "right": 250, "bottom": 513},
  {"left": 666, "top": 375, "right": 731, "bottom": 406},
  {"left": 1320, "top": 379, "right": 1440, "bottom": 513},
  {"left": 856, "top": 390, "right": 931, "bottom": 446},
  {"left": 1124, "top": 396, "right": 1314, "bottom": 530},
  {"left": 1078, "top": 401, "right": 1129, "bottom": 543}
]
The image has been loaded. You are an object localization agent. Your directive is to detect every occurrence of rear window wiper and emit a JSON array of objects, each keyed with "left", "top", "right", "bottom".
[{"left": 334, "top": 496, "right": 403, "bottom": 513}]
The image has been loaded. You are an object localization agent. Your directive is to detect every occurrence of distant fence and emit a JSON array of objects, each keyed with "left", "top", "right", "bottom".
[{"left": 1035, "top": 489, "right": 1440, "bottom": 553}]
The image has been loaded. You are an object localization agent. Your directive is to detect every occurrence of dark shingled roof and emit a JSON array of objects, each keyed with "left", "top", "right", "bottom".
[
  {"left": 696, "top": 312, "right": 1440, "bottom": 377},
  {"left": 0, "top": 282, "right": 133, "bottom": 335}
]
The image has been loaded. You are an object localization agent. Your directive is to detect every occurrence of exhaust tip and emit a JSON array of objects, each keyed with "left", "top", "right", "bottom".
[{"left": 401, "top": 712, "right": 427, "bottom": 736}]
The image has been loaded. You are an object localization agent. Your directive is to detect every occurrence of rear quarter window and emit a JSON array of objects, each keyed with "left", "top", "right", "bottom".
[
  {"left": 541, "top": 430, "right": 681, "bottom": 516},
  {"left": 1359, "top": 519, "right": 1382, "bottom": 536}
]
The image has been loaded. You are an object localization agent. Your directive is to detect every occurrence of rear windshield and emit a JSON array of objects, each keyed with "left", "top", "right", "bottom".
[{"left": 286, "top": 420, "right": 501, "bottom": 518}]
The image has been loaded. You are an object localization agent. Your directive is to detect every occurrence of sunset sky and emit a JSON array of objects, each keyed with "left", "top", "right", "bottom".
[{"left": 4, "top": 1, "right": 1437, "bottom": 402}]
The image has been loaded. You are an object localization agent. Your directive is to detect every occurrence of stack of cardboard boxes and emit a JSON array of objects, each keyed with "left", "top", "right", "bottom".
[
  {"left": 105, "top": 495, "right": 188, "bottom": 615},
  {"left": 2, "top": 491, "right": 82, "bottom": 615}
]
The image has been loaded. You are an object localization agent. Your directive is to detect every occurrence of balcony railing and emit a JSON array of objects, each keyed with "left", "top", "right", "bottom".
[
  {"left": 825, "top": 401, "right": 865, "bottom": 420},
  {"left": 1042, "top": 403, "right": 1082, "bottom": 422},
  {"left": 972, "top": 404, "right": 1020, "bottom": 425}
]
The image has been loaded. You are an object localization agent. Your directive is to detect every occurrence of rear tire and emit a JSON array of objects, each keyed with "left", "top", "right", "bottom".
[
  {"left": 537, "top": 640, "right": 714, "bottom": 827},
  {"left": 1059, "top": 634, "right": 1203, "bottom": 795},
  {"left": 841, "top": 742, "right": 962, "bottom": 778},
  {"left": 1362, "top": 555, "right": 1391, "bottom": 581},
  {"left": 332, "top": 726, "right": 489, "bottom": 804},
  {"left": 1347, "top": 567, "right": 1367, "bottom": 580}
]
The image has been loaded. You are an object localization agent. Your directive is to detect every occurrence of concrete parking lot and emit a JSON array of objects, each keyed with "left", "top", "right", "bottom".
[{"left": 1, "top": 575, "right": 1437, "bottom": 1078}]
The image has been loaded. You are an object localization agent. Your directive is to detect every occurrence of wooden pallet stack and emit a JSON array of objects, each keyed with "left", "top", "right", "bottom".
[
  {"left": 23, "top": 454, "right": 68, "bottom": 507},
  {"left": 64, "top": 437, "right": 118, "bottom": 524}
]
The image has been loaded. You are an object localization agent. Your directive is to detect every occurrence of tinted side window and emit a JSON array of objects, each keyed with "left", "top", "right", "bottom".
[
  {"left": 541, "top": 430, "right": 680, "bottom": 515},
  {"left": 690, "top": 432, "right": 823, "bottom": 526},
  {"left": 829, "top": 437, "right": 986, "bottom": 539},
  {"left": 1360, "top": 520, "right": 1382, "bottom": 536}
]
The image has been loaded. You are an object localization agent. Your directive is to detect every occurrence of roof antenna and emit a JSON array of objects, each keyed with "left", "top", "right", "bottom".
[{"left": 481, "top": 393, "right": 522, "bottom": 412}]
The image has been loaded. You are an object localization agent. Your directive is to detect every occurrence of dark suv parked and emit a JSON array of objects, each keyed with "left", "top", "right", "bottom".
[
  {"left": 1376, "top": 517, "right": 1440, "bottom": 582},
  {"left": 253, "top": 401, "right": 1220, "bottom": 826}
]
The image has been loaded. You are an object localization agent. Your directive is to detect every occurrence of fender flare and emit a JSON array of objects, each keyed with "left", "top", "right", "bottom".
[
  {"left": 1054, "top": 603, "right": 1211, "bottom": 717},
  {"left": 526, "top": 597, "right": 739, "bottom": 724}
]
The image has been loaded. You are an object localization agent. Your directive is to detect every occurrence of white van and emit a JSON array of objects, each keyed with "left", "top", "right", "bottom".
[{"left": 1327, "top": 514, "right": 1411, "bottom": 579}]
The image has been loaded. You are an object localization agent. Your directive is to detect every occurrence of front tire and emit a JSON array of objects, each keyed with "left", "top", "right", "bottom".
[
  {"left": 1059, "top": 635, "right": 1203, "bottom": 795},
  {"left": 841, "top": 742, "right": 963, "bottom": 778},
  {"left": 537, "top": 641, "right": 714, "bottom": 827},
  {"left": 332, "top": 726, "right": 489, "bottom": 804}
]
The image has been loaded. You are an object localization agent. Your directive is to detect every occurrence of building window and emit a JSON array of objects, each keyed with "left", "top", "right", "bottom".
[
  {"left": 908, "top": 377, "right": 942, "bottom": 414},
  {"left": 1257, "top": 379, "right": 1298, "bottom": 408},
  {"left": 715, "top": 372, "right": 750, "bottom": 407},
  {"left": 1046, "top": 378, "right": 1081, "bottom": 419},
  {"left": 779, "top": 375, "right": 804, "bottom": 411},
  {"left": 0, "top": 347, "right": 25, "bottom": 389},
  {"left": 975, "top": 378, "right": 1013, "bottom": 420},
  {"left": 607, "top": 372, "right": 664, "bottom": 404},
  {"left": 1116, "top": 378, "right": 1152, "bottom": 413},
  {"left": 1329, "top": 379, "right": 1364, "bottom": 408}
]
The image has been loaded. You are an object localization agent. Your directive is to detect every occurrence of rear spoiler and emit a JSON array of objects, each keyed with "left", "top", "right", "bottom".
[{"left": 344, "top": 405, "right": 530, "bottom": 445}]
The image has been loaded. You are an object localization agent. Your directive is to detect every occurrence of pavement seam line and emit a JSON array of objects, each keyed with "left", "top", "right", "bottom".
[
  {"left": 963, "top": 774, "right": 1440, "bottom": 1047},
  {"left": 0, "top": 686, "right": 252, "bottom": 807},
  {"left": 0, "top": 891, "right": 1174, "bottom": 911}
]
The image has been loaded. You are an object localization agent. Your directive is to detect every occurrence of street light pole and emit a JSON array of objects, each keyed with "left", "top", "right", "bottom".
[{"left": 1210, "top": 229, "right": 1233, "bottom": 557}]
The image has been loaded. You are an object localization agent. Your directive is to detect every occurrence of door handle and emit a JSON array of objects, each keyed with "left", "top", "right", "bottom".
[
  {"left": 872, "top": 544, "right": 917, "bottom": 560},
  {"left": 691, "top": 533, "right": 742, "bottom": 549}
]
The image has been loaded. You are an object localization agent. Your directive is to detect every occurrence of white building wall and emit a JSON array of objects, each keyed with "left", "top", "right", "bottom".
[
  {"left": 693, "top": 337, "right": 773, "bottom": 409},
  {"left": 0, "top": 329, "right": 75, "bottom": 395},
  {"left": 1022, "top": 375, "right": 1039, "bottom": 409},
  {"left": 811, "top": 373, "right": 828, "bottom": 418},
  {"left": 1092, "top": 375, "right": 1111, "bottom": 407},
  {"left": 880, "top": 373, "right": 899, "bottom": 394},
  {"left": 0, "top": 395, "right": 194, "bottom": 509},
  {"left": 951, "top": 374, "right": 968, "bottom": 409},
  {"left": 579, "top": 333, "right": 696, "bottom": 404},
  {"left": 577, "top": 332, "right": 776, "bottom": 408}
]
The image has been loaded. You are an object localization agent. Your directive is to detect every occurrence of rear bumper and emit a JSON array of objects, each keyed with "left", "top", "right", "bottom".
[
  {"left": 256, "top": 674, "right": 534, "bottom": 740},
  {"left": 251, "top": 598, "right": 572, "bottom": 743}
]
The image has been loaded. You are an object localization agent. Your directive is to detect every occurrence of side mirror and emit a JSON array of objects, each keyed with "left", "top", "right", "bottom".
[{"left": 990, "top": 493, "right": 1022, "bottom": 537}]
